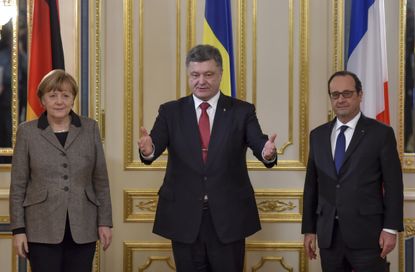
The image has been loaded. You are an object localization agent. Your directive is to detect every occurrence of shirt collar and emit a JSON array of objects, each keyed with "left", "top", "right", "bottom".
[
  {"left": 335, "top": 112, "right": 361, "bottom": 131},
  {"left": 193, "top": 91, "right": 221, "bottom": 110},
  {"left": 37, "top": 110, "right": 82, "bottom": 130}
]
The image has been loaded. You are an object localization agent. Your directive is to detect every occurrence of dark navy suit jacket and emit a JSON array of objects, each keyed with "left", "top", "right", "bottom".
[
  {"left": 141, "top": 93, "right": 277, "bottom": 243},
  {"left": 301, "top": 114, "right": 403, "bottom": 249}
]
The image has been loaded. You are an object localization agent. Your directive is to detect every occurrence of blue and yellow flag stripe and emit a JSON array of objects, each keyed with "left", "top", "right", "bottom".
[{"left": 203, "top": 0, "right": 236, "bottom": 97}]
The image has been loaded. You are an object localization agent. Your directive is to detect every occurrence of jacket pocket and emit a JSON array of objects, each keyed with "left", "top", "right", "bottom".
[
  {"left": 158, "top": 185, "right": 174, "bottom": 201},
  {"left": 359, "top": 204, "right": 383, "bottom": 215},
  {"left": 23, "top": 189, "right": 48, "bottom": 207},
  {"left": 85, "top": 187, "right": 101, "bottom": 206}
]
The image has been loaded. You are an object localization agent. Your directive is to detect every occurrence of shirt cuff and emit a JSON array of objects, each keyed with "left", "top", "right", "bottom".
[
  {"left": 262, "top": 148, "right": 277, "bottom": 163},
  {"left": 139, "top": 144, "right": 155, "bottom": 160},
  {"left": 383, "top": 228, "right": 397, "bottom": 235}
]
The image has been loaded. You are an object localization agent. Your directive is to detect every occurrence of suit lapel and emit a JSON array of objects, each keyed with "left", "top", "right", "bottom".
[
  {"left": 64, "top": 125, "right": 82, "bottom": 150},
  {"left": 341, "top": 115, "right": 367, "bottom": 170},
  {"left": 324, "top": 120, "right": 338, "bottom": 179},
  {"left": 40, "top": 126, "right": 66, "bottom": 152},
  {"left": 206, "top": 93, "right": 232, "bottom": 167},
  {"left": 182, "top": 96, "right": 205, "bottom": 167}
]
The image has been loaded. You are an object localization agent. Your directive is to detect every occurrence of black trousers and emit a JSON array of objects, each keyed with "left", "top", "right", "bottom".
[
  {"left": 28, "top": 220, "right": 96, "bottom": 272},
  {"left": 172, "top": 208, "right": 245, "bottom": 272},
  {"left": 320, "top": 220, "right": 387, "bottom": 272}
]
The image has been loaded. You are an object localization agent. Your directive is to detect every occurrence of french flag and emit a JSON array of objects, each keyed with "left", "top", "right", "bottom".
[{"left": 347, "top": 0, "right": 390, "bottom": 124}]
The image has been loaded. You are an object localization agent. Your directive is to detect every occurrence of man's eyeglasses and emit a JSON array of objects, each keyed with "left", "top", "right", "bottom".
[{"left": 329, "top": 90, "right": 356, "bottom": 100}]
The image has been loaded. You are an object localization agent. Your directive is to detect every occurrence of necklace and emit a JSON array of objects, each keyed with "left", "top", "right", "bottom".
[{"left": 54, "top": 129, "right": 68, "bottom": 133}]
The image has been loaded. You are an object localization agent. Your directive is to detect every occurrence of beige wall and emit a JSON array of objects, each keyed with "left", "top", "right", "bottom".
[{"left": 0, "top": 0, "right": 414, "bottom": 271}]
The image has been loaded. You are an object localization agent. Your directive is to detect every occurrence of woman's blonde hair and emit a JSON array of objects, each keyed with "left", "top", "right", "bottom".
[{"left": 37, "top": 69, "right": 78, "bottom": 100}]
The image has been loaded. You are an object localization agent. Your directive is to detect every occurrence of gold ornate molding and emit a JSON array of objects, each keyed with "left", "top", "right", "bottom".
[
  {"left": 399, "top": 218, "right": 415, "bottom": 272},
  {"left": 398, "top": 0, "right": 415, "bottom": 172},
  {"left": 251, "top": 256, "right": 293, "bottom": 272},
  {"left": 139, "top": 256, "right": 176, "bottom": 271},
  {"left": 237, "top": 0, "right": 246, "bottom": 100},
  {"left": 247, "top": 242, "right": 306, "bottom": 272},
  {"left": 124, "top": 0, "right": 181, "bottom": 170},
  {"left": 124, "top": 241, "right": 306, "bottom": 272},
  {"left": 0, "top": 234, "right": 17, "bottom": 272},
  {"left": 89, "top": 0, "right": 104, "bottom": 139},
  {"left": 124, "top": 189, "right": 303, "bottom": 223},
  {"left": 124, "top": 242, "right": 173, "bottom": 272},
  {"left": 0, "top": 189, "right": 10, "bottom": 223},
  {"left": 332, "top": 0, "right": 344, "bottom": 73},
  {"left": 0, "top": 10, "right": 18, "bottom": 166}
]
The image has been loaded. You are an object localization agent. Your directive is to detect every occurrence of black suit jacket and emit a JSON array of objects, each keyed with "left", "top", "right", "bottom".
[
  {"left": 141, "top": 93, "right": 276, "bottom": 243},
  {"left": 301, "top": 114, "right": 403, "bottom": 249}
]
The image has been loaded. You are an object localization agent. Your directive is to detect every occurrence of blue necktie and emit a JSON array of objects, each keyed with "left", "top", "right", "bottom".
[{"left": 334, "top": 125, "right": 348, "bottom": 173}]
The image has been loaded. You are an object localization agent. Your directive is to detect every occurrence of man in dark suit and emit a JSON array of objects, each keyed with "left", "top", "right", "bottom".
[
  {"left": 301, "top": 71, "right": 403, "bottom": 271},
  {"left": 138, "top": 44, "right": 277, "bottom": 271}
]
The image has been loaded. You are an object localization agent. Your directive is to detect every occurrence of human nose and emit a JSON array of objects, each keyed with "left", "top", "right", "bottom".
[
  {"left": 55, "top": 94, "right": 64, "bottom": 104},
  {"left": 198, "top": 75, "right": 207, "bottom": 84}
]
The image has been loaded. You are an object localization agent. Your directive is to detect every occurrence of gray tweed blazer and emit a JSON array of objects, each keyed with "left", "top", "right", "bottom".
[{"left": 10, "top": 111, "right": 112, "bottom": 244}]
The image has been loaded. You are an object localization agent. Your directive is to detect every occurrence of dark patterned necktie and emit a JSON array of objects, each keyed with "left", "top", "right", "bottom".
[
  {"left": 198, "top": 102, "right": 210, "bottom": 163},
  {"left": 334, "top": 125, "right": 348, "bottom": 173}
]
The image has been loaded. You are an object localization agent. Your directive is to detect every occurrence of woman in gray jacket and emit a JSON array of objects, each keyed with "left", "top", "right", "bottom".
[{"left": 10, "top": 69, "right": 113, "bottom": 272}]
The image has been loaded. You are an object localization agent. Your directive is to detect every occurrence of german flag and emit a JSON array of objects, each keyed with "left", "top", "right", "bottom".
[{"left": 27, "top": 0, "right": 65, "bottom": 120}]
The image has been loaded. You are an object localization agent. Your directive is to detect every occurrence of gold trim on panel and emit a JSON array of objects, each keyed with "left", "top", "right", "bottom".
[
  {"left": 247, "top": 0, "right": 309, "bottom": 170},
  {"left": 186, "top": 0, "right": 196, "bottom": 52},
  {"left": 332, "top": 0, "right": 344, "bottom": 73},
  {"left": 124, "top": 241, "right": 306, "bottom": 272},
  {"left": 124, "top": 242, "right": 173, "bottom": 272},
  {"left": 0, "top": 6, "right": 19, "bottom": 165},
  {"left": 251, "top": 0, "right": 293, "bottom": 153},
  {"left": 252, "top": 0, "right": 257, "bottom": 106},
  {"left": 92, "top": 242, "right": 101, "bottom": 272},
  {"left": 89, "top": 0, "right": 104, "bottom": 139},
  {"left": 11, "top": 10, "right": 18, "bottom": 149},
  {"left": 176, "top": 0, "right": 181, "bottom": 100},
  {"left": 399, "top": 0, "right": 415, "bottom": 172},
  {"left": 73, "top": 0, "right": 80, "bottom": 113},
  {"left": 124, "top": 190, "right": 157, "bottom": 222},
  {"left": 124, "top": 0, "right": 135, "bottom": 169},
  {"left": 399, "top": 218, "right": 415, "bottom": 272},
  {"left": 0, "top": 189, "right": 10, "bottom": 223},
  {"left": 185, "top": 0, "right": 196, "bottom": 96},
  {"left": 138, "top": 256, "right": 176, "bottom": 271},
  {"left": 0, "top": 233, "right": 17, "bottom": 272},
  {"left": 256, "top": 190, "right": 302, "bottom": 222},
  {"left": 138, "top": 0, "right": 144, "bottom": 131},
  {"left": 124, "top": 0, "right": 182, "bottom": 170},
  {"left": 251, "top": 256, "right": 293, "bottom": 272},
  {"left": 237, "top": 0, "right": 246, "bottom": 100},
  {"left": 247, "top": 242, "right": 306, "bottom": 272},
  {"left": 124, "top": 189, "right": 303, "bottom": 223},
  {"left": 298, "top": 0, "right": 309, "bottom": 169}
]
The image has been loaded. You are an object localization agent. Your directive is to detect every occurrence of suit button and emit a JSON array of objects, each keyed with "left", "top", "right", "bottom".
[
  {"left": 203, "top": 176, "right": 208, "bottom": 181},
  {"left": 61, "top": 152, "right": 66, "bottom": 156},
  {"left": 63, "top": 175, "right": 68, "bottom": 180},
  {"left": 63, "top": 186, "right": 69, "bottom": 191},
  {"left": 62, "top": 163, "right": 68, "bottom": 168},
  {"left": 336, "top": 184, "right": 340, "bottom": 188}
]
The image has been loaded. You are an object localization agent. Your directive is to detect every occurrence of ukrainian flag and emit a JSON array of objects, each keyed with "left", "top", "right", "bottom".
[{"left": 203, "top": 0, "right": 236, "bottom": 97}]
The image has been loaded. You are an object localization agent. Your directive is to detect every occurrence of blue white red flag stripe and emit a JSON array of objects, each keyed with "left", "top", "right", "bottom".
[{"left": 347, "top": 0, "right": 390, "bottom": 124}]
